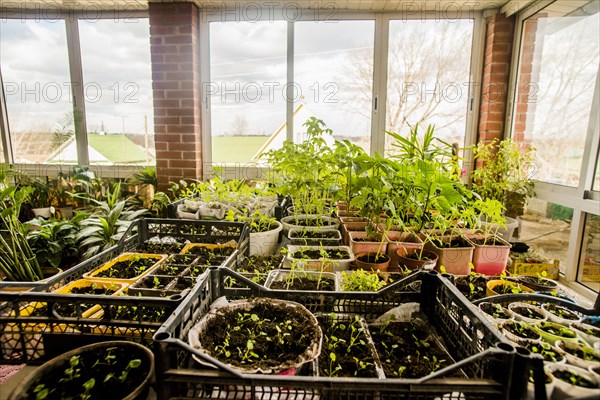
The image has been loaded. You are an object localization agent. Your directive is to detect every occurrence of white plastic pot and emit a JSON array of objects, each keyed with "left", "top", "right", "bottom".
[
  {"left": 508, "top": 302, "right": 548, "bottom": 324},
  {"left": 249, "top": 221, "right": 283, "bottom": 257},
  {"left": 545, "top": 363, "right": 599, "bottom": 399}
]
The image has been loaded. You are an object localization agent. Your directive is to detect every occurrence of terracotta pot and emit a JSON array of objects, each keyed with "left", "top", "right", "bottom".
[
  {"left": 385, "top": 232, "right": 423, "bottom": 267},
  {"left": 425, "top": 235, "right": 474, "bottom": 275},
  {"left": 396, "top": 248, "right": 438, "bottom": 271},
  {"left": 353, "top": 252, "right": 390, "bottom": 272},
  {"left": 348, "top": 231, "right": 387, "bottom": 256}
]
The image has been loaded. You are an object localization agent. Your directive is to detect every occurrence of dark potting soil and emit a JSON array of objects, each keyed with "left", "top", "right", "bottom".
[
  {"left": 370, "top": 321, "right": 455, "bottom": 378},
  {"left": 108, "top": 305, "right": 168, "bottom": 322},
  {"left": 454, "top": 275, "right": 487, "bottom": 301},
  {"left": 356, "top": 254, "right": 389, "bottom": 264},
  {"left": 96, "top": 257, "right": 157, "bottom": 279},
  {"left": 270, "top": 276, "right": 336, "bottom": 291},
  {"left": 291, "top": 218, "right": 336, "bottom": 227},
  {"left": 519, "top": 276, "right": 556, "bottom": 289},
  {"left": 25, "top": 346, "right": 150, "bottom": 400},
  {"left": 137, "top": 276, "right": 171, "bottom": 290},
  {"left": 552, "top": 370, "right": 597, "bottom": 389},
  {"left": 480, "top": 303, "right": 511, "bottom": 320},
  {"left": 520, "top": 341, "right": 564, "bottom": 363},
  {"left": 544, "top": 303, "right": 580, "bottom": 320},
  {"left": 352, "top": 236, "right": 382, "bottom": 243},
  {"left": 237, "top": 255, "right": 283, "bottom": 274},
  {"left": 512, "top": 306, "right": 545, "bottom": 320},
  {"left": 438, "top": 237, "right": 471, "bottom": 249},
  {"left": 504, "top": 322, "right": 539, "bottom": 339},
  {"left": 317, "top": 315, "right": 380, "bottom": 378},
  {"left": 201, "top": 301, "right": 320, "bottom": 371},
  {"left": 171, "top": 277, "right": 194, "bottom": 291},
  {"left": 185, "top": 265, "right": 209, "bottom": 278},
  {"left": 186, "top": 245, "right": 235, "bottom": 257},
  {"left": 562, "top": 346, "right": 600, "bottom": 362},
  {"left": 224, "top": 273, "right": 268, "bottom": 288},
  {"left": 291, "top": 230, "right": 339, "bottom": 239},
  {"left": 469, "top": 238, "right": 505, "bottom": 246},
  {"left": 156, "top": 264, "right": 187, "bottom": 276},
  {"left": 166, "top": 254, "right": 197, "bottom": 265},
  {"left": 69, "top": 286, "right": 119, "bottom": 296},
  {"left": 136, "top": 241, "right": 183, "bottom": 254},
  {"left": 294, "top": 249, "right": 350, "bottom": 260}
]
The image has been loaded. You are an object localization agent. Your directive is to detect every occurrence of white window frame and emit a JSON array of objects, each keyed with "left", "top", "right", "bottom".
[
  {"left": 506, "top": 0, "right": 600, "bottom": 294},
  {"left": 200, "top": 7, "right": 484, "bottom": 179},
  {"left": 0, "top": 8, "right": 152, "bottom": 178}
]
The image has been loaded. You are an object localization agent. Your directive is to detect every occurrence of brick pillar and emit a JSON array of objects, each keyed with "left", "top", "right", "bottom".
[
  {"left": 513, "top": 14, "right": 546, "bottom": 144},
  {"left": 149, "top": 2, "right": 202, "bottom": 191},
  {"left": 477, "top": 12, "right": 515, "bottom": 145}
]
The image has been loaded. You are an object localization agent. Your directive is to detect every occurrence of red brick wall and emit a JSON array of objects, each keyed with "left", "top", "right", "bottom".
[
  {"left": 149, "top": 2, "right": 202, "bottom": 191},
  {"left": 477, "top": 12, "right": 515, "bottom": 145}
]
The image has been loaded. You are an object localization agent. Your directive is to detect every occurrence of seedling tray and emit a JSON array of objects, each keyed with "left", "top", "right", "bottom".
[
  {"left": 83, "top": 253, "right": 167, "bottom": 284},
  {"left": 152, "top": 268, "right": 541, "bottom": 400}
]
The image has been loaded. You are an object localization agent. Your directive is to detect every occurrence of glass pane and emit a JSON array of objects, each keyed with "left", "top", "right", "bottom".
[
  {"left": 209, "top": 21, "right": 286, "bottom": 163},
  {"left": 513, "top": 1, "right": 599, "bottom": 187},
  {"left": 519, "top": 199, "right": 573, "bottom": 276},
  {"left": 77, "top": 19, "right": 155, "bottom": 166},
  {"left": 579, "top": 213, "right": 600, "bottom": 292},
  {"left": 294, "top": 20, "right": 374, "bottom": 153},
  {"left": 0, "top": 19, "right": 74, "bottom": 164},
  {"left": 385, "top": 19, "right": 474, "bottom": 154}
]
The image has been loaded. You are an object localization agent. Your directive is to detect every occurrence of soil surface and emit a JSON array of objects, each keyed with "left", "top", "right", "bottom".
[
  {"left": 291, "top": 231, "right": 339, "bottom": 239},
  {"left": 270, "top": 276, "right": 336, "bottom": 291},
  {"left": 24, "top": 345, "right": 150, "bottom": 400},
  {"left": 480, "top": 303, "right": 511, "bottom": 320},
  {"left": 562, "top": 346, "right": 600, "bottom": 362},
  {"left": 436, "top": 237, "right": 471, "bottom": 249},
  {"left": 96, "top": 257, "right": 157, "bottom": 279},
  {"left": 293, "top": 249, "right": 350, "bottom": 260},
  {"left": 200, "top": 301, "right": 320, "bottom": 371},
  {"left": 519, "top": 341, "right": 564, "bottom": 363},
  {"left": 503, "top": 321, "right": 539, "bottom": 339},
  {"left": 185, "top": 245, "right": 235, "bottom": 257},
  {"left": 552, "top": 370, "right": 597, "bottom": 388},
  {"left": 512, "top": 306, "right": 545, "bottom": 320},
  {"left": 356, "top": 254, "right": 389, "bottom": 264},
  {"left": 237, "top": 255, "right": 283, "bottom": 274},
  {"left": 371, "top": 321, "right": 456, "bottom": 378},
  {"left": 136, "top": 275, "right": 171, "bottom": 290},
  {"left": 136, "top": 241, "right": 183, "bottom": 254},
  {"left": 454, "top": 275, "right": 487, "bottom": 301},
  {"left": 108, "top": 305, "right": 168, "bottom": 322},
  {"left": 317, "top": 315, "right": 380, "bottom": 378},
  {"left": 544, "top": 303, "right": 580, "bottom": 320}
]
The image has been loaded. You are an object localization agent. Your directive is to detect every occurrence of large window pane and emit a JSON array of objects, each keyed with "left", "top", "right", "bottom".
[
  {"left": 209, "top": 21, "right": 286, "bottom": 163},
  {"left": 0, "top": 19, "right": 74, "bottom": 163},
  {"left": 77, "top": 19, "right": 155, "bottom": 166},
  {"left": 579, "top": 213, "right": 600, "bottom": 291},
  {"left": 520, "top": 199, "right": 573, "bottom": 275},
  {"left": 513, "top": 1, "right": 599, "bottom": 187},
  {"left": 294, "top": 20, "right": 374, "bottom": 153},
  {"left": 385, "top": 20, "right": 473, "bottom": 153}
]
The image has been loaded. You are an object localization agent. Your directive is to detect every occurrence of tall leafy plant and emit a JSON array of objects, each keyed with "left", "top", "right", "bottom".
[{"left": 0, "top": 165, "right": 44, "bottom": 281}]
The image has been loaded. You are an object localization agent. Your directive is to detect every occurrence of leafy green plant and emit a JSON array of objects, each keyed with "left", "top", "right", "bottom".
[
  {"left": 341, "top": 269, "right": 386, "bottom": 292},
  {"left": 76, "top": 200, "right": 148, "bottom": 259},
  {"left": 26, "top": 216, "right": 82, "bottom": 269},
  {"left": 473, "top": 138, "right": 535, "bottom": 217},
  {"left": 0, "top": 167, "right": 44, "bottom": 281}
]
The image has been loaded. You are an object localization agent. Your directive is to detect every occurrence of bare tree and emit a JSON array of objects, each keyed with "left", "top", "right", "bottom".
[
  {"left": 229, "top": 114, "right": 249, "bottom": 136},
  {"left": 342, "top": 23, "right": 471, "bottom": 147}
]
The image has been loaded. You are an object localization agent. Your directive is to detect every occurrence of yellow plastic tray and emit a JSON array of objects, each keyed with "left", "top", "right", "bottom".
[
  {"left": 83, "top": 253, "right": 167, "bottom": 284},
  {"left": 180, "top": 242, "right": 237, "bottom": 256}
]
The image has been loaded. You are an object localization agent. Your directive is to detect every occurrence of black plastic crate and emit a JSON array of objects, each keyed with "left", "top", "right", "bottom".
[
  {"left": 0, "top": 283, "right": 187, "bottom": 364},
  {"left": 152, "top": 268, "right": 534, "bottom": 400},
  {"left": 119, "top": 218, "right": 249, "bottom": 257}
]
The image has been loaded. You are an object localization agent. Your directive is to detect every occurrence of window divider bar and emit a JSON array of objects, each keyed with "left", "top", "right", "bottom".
[
  {"left": 65, "top": 17, "right": 89, "bottom": 166},
  {"left": 0, "top": 66, "right": 14, "bottom": 164},
  {"left": 286, "top": 21, "right": 294, "bottom": 142},
  {"left": 370, "top": 14, "right": 387, "bottom": 156}
]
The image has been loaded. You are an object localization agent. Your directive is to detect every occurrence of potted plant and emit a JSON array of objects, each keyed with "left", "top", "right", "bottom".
[
  {"left": 284, "top": 245, "right": 354, "bottom": 272},
  {"left": 570, "top": 322, "right": 600, "bottom": 349},
  {"left": 25, "top": 178, "right": 56, "bottom": 219},
  {"left": 463, "top": 200, "right": 512, "bottom": 275},
  {"left": 26, "top": 217, "right": 81, "bottom": 271},
  {"left": 265, "top": 268, "right": 338, "bottom": 291},
  {"left": 452, "top": 269, "right": 488, "bottom": 301},
  {"left": 7, "top": 341, "right": 154, "bottom": 400},
  {"left": 500, "top": 320, "right": 542, "bottom": 342},
  {"left": 477, "top": 302, "right": 514, "bottom": 324},
  {"left": 517, "top": 271, "right": 558, "bottom": 292},
  {"left": 472, "top": 138, "right": 535, "bottom": 235},
  {"left": 188, "top": 298, "right": 322, "bottom": 374},
  {"left": 486, "top": 272, "right": 535, "bottom": 296},
  {"left": 541, "top": 303, "right": 582, "bottom": 326},
  {"left": 533, "top": 321, "right": 581, "bottom": 346},
  {"left": 516, "top": 339, "right": 565, "bottom": 364},
  {"left": 545, "top": 363, "right": 599, "bottom": 399},
  {"left": 554, "top": 340, "right": 600, "bottom": 369},
  {"left": 508, "top": 301, "right": 548, "bottom": 324},
  {"left": 227, "top": 210, "right": 282, "bottom": 257},
  {"left": 288, "top": 228, "right": 342, "bottom": 246}
]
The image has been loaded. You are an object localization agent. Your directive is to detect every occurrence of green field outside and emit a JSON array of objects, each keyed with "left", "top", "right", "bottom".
[{"left": 212, "top": 136, "right": 270, "bottom": 163}]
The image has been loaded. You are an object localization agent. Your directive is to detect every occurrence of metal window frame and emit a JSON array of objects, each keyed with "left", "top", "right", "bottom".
[
  {"left": 507, "top": 0, "right": 600, "bottom": 289},
  {"left": 0, "top": 8, "right": 151, "bottom": 175},
  {"left": 199, "top": 7, "right": 484, "bottom": 178}
]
